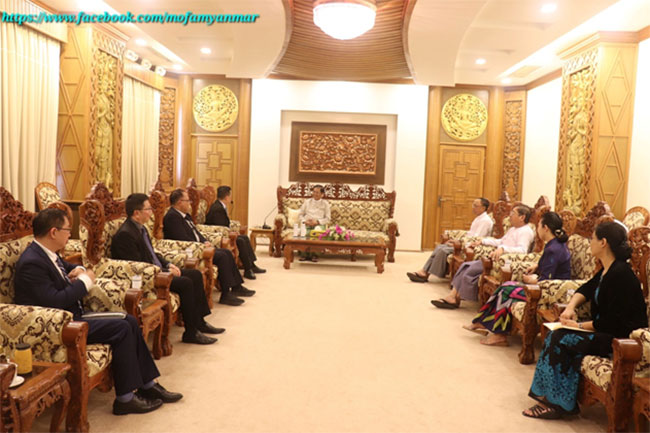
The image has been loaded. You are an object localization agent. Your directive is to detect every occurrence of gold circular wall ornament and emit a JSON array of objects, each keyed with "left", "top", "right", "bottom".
[
  {"left": 441, "top": 93, "right": 488, "bottom": 142},
  {"left": 193, "top": 85, "right": 239, "bottom": 132}
]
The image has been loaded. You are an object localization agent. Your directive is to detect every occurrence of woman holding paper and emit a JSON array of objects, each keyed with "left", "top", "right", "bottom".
[
  {"left": 522, "top": 221, "right": 647, "bottom": 419},
  {"left": 464, "top": 211, "right": 571, "bottom": 346}
]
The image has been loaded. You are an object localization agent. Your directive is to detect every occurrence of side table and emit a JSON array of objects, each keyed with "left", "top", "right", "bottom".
[
  {"left": 5, "top": 361, "right": 71, "bottom": 432},
  {"left": 633, "top": 376, "right": 650, "bottom": 433},
  {"left": 250, "top": 228, "right": 274, "bottom": 256}
]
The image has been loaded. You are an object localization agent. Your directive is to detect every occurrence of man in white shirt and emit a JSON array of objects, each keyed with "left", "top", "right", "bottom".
[
  {"left": 407, "top": 198, "right": 492, "bottom": 282},
  {"left": 298, "top": 185, "right": 331, "bottom": 262},
  {"left": 431, "top": 204, "right": 535, "bottom": 309}
]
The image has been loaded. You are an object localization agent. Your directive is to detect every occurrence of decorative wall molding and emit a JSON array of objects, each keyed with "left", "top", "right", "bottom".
[
  {"left": 159, "top": 87, "right": 176, "bottom": 190},
  {"left": 501, "top": 92, "right": 526, "bottom": 201}
]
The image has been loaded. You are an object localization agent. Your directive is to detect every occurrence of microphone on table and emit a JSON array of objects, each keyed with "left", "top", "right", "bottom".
[{"left": 262, "top": 205, "right": 277, "bottom": 230}]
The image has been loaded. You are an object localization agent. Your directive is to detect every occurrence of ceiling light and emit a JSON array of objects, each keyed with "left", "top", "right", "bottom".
[
  {"left": 475, "top": 58, "right": 486, "bottom": 65},
  {"left": 172, "top": 64, "right": 183, "bottom": 71},
  {"left": 313, "top": 0, "right": 377, "bottom": 40},
  {"left": 501, "top": 78, "right": 512, "bottom": 85},
  {"left": 135, "top": 38, "right": 147, "bottom": 47},
  {"left": 541, "top": 3, "right": 557, "bottom": 14},
  {"left": 200, "top": 47, "right": 212, "bottom": 54},
  {"left": 140, "top": 59, "right": 152, "bottom": 70},
  {"left": 124, "top": 49, "right": 139, "bottom": 62}
]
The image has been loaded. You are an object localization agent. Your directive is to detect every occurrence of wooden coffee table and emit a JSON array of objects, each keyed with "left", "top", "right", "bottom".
[
  {"left": 5, "top": 361, "right": 71, "bottom": 432},
  {"left": 282, "top": 235, "right": 386, "bottom": 273}
]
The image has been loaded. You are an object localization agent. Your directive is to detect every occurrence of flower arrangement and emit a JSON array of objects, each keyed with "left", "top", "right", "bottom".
[{"left": 317, "top": 225, "right": 355, "bottom": 241}]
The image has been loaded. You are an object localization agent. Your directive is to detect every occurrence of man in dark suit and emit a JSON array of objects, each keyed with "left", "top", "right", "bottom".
[
  {"left": 205, "top": 185, "right": 266, "bottom": 280},
  {"left": 111, "top": 193, "right": 222, "bottom": 344},
  {"left": 15, "top": 208, "right": 182, "bottom": 415},
  {"left": 163, "top": 189, "right": 255, "bottom": 306}
]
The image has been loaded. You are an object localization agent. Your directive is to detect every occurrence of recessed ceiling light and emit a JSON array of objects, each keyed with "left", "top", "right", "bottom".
[
  {"left": 172, "top": 64, "right": 183, "bottom": 71},
  {"left": 501, "top": 78, "right": 512, "bottom": 85},
  {"left": 475, "top": 58, "right": 486, "bottom": 65},
  {"left": 541, "top": 3, "right": 557, "bottom": 14},
  {"left": 135, "top": 38, "right": 147, "bottom": 47},
  {"left": 200, "top": 47, "right": 212, "bottom": 54}
]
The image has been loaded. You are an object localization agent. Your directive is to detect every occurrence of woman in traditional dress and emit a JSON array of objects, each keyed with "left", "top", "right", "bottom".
[
  {"left": 523, "top": 221, "right": 647, "bottom": 419},
  {"left": 463, "top": 211, "right": 571, "bottom": 346}
]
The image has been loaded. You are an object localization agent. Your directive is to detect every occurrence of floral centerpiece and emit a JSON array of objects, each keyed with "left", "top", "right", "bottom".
[{"left": 316, "top": 225, "right": 355, "bottom": 241}]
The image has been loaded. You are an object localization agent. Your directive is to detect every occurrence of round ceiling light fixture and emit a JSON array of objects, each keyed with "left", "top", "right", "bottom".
[{"left": 313, "top": 0, "right": 377, "bottom": 40}]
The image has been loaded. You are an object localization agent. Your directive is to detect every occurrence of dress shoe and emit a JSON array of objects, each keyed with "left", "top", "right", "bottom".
[
  {"left": 138, "top": 383, "right": 183, "bottom": 403},
  {"left": 244, "top": 269, "right": 256, "bottom": 280},
  {"left": 113, "top": 394, "right": 162, "bottom": 415},
  {"left": 198, "top": 322, "right": 226, "bottom": 334},
  {"left": 182, "top": 330, "right": 217, "bottom": 345},
  {"left": 219, "top": 293, "right": 244, "bottom": 306},
  {"left": 232, "top": 286, "right": 255, "bottom": 297},
  {"left": 407, "top": 272, "right": 427, "bottom": 283},
  {"left": 252, "top": 265, "right": 266, "bottom": 274}
]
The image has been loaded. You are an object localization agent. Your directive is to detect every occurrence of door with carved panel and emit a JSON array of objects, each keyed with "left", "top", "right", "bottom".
[
  {"left": 192, "top": 135, "right": 237, "bottom": 189},
  {"left": 435, "top": 145, "right": 485, "bottom": 242}
]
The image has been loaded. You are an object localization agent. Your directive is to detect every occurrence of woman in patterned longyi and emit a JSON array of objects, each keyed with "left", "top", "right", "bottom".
[{"left": 522, "top": 221, "right": 647, "bottom": 419}]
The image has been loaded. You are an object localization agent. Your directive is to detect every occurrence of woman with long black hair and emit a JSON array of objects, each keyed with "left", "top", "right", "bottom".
[{"left": 523, "top": 221, "right": 647, "bottom": 419}]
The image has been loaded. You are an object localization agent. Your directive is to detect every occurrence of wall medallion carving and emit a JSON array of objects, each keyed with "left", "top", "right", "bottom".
[
  {"left": 192, "top": 85, "right": 238, "bottom": 132},
  {"left": 441, "top": 93, "right": 488, "bottom": 142},
  {"left": 289, "top": 122, "right": 387, "bottom": 184}
]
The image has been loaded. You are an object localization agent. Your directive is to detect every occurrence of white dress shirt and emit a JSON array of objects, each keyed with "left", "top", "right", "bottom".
[
  {"left": 481, "top": 224, "right": 535, "bottom": 254},
  {"left": 299, "top": 198, "right": 331, "bottom": 225},
  {"left": 467, "top": 211, "right": 493, "bottom": 237},
  {"left": 33, "top": 240, "right": 92, "bottom": 289},
  {"left": 173, "top": 207, "right": 200, "bottom": 242}
]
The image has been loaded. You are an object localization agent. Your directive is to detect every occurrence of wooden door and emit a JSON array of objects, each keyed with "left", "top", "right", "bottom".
[{"left": 435, "top": 145, "right": 485, "bottom": 242}]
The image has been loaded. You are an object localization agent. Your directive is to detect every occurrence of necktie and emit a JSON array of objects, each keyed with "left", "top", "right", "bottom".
[
  {"left": 185, "top": 215, "right": 201, "bottom": 242},
  {"left": 56, "top": 256, "right": 84, "bottom": 315},
  {"left": 141, "top": 226, "right": 164, "bottom": 269}
]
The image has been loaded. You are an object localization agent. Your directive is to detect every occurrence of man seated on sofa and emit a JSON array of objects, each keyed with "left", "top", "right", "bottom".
[
  {"left": 164, "top": 189, "right": 255, "bottom": 305},
  {"left": 205, "top": 185, "right": 266, "bottom": 280},
  {"left": 407, "top": 197, "right": 493, "bottom": 283},
  {"left": 297, "top": 184, "right": 331, "bottom": 262},
  {"left": 111, "top": 193, "right": 222, "bottom": 343},
  {"left": 431, "top": 204, "right": 535, "bottom": 309},
  {"left": 15, "top": 208, "right": 182, "bottom": 415}
]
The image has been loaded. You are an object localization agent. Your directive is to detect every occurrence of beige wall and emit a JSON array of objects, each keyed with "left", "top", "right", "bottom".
[
  {"left": 249, "top": 79, "right": 429, "bottom": 251},
  {"left": 521, "top": 78, "right": 562, "bottom": 206},
  {"left": 627, "top": 38, "right": 650, "bottom": 211}
]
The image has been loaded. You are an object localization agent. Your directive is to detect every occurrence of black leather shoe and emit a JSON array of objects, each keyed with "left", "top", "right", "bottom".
[
  {"left": 219, "top": 294, "right": 244, "bottom": 306},
  {"left": 138, "top": 383, "right": 183, "bottom": 403},
  {"left": 113, "top": 394, "right": 163, "bottom": 415},
  {"left": 232, "top": 286, "right": 255, "bottom": 297},
  {"left": 252, "top": 265, "right": 266, "bottom": 274},
  {"left": 182, "top": 330, "right": 217, "bottom": 344},
  {"left": 244, "top": 269, "right": 256, "bottom": 280},
  {"left": 198, "top": 322, "right": 226, "bottom": 334}
]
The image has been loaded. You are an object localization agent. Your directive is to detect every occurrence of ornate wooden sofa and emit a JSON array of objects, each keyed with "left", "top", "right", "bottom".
[
  {"left": 623, "top": 206, "right": 650, "bottom": 230},
  {"left": 273, "top": 183, "right": 399, "bottom": 262}
]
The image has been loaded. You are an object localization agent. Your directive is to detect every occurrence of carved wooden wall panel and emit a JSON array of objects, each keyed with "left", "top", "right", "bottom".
[
  {"left": 192, "top": 135, "right": 237, "bottom": 189},
  {"left": 159, "top": 87, "right": 176, "bottom": 190},
  {"left": 502, "top": 91, "right": 526, "bottom": 201},
  {"left": 556, "top": 48, "right": 598, "bottom": 216},
  {"left": 289, "top": 121, "right": 386, "bottom": 184},
  {"left": 57, "top": 26, "right": 91, "bottom": 199}
]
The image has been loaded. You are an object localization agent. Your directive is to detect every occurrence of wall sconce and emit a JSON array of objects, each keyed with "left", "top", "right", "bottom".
[
  {"left": 140, "top": 58, "right": 152, "bottom": 70},
  {"left": 155, "top": 66, "right": 166, "bottom": 77},
  {"left": 125, "top": 49, "right": 139, "bottom": 62}
]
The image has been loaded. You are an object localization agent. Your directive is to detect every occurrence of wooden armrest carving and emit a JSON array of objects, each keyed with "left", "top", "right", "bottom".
[
  {"left": 184, "top": 257, "right": 199, "bottom": 269},
  {"left": 124, "top": 288, "right": 142, "bottom": 322},
  {"left": 154, "top": 271, "right": 173, "bottom": 300}
]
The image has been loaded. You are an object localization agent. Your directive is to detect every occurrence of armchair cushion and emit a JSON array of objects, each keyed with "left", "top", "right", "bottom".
[
  {"left": 0, "top": 236, "right": 34, "bottom": 303},
  {"left": 581, "top": 355, "right": 612, "bottom": 391},
  {"left": 83, "top": 278, "right": 132, "bottom": 313},
  {"left": 86, "top": 344, "right": 112, "bottom": 377},
  {"left": 0, "top": 303, "right": 72, "bottom": 363},
  {"left": 632, "top": 328, "right": 650, "bottom": 377},
  {"left": 36, "top": 185, "right": 62, "bottom": 208},
  {"left": 329, "top": 200, "right": 391, "bottom": 232},
  {"left": 287, "top": 208, "right": 300, "bottom": 227},
  {"left": 623, "top": 212, "right": 647, "bottom": 230},
  {"left": 567, "top": 234, "right": 597, "bottom": 280}
]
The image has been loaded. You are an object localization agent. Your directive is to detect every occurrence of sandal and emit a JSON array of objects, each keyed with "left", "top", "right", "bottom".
[
  {"left": 431, "top": 299, "right": 460, "bottom": 309},
  {"left": 462, "top": 324, "right": 488, "bottom": 336},
  {"left": 480, "top": 336, "right": 509, "bottom": 346},
  {"left": 522, "top": 404, "right": 562, "bottom": 420}
]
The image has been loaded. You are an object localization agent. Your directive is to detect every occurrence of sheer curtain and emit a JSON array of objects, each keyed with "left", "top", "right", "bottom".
[
  {"left": 1, "top": 21, "right": 60, "bottom": 210},
  {"left": 121, "top": 77, "right": 161, "bottom": 196}
]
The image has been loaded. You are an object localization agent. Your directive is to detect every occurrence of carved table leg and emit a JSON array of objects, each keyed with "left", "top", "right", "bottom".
[
  {"left": 375, "top": 248, "right": 385, "bottom": 274},
  {"left": 50, "top": 379, "right": 70, "bottom": 432},
  {"left": 267, "top": 234, "right": 274, "bottom": 256},
  {"left": 283, "top": 244, "right": 293, "bottom": 269},
  {"left": 250, "top": 234, "right": 257, "bottom": 252}
]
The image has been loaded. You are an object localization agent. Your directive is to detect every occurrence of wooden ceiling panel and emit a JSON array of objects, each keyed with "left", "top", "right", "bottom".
[{"left": 272, "top": 0, "right": 413, "bottom": 82}]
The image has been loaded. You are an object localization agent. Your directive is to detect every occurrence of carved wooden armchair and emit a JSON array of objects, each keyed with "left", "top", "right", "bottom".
[
  {"left": 623, "top": 206, "right": 650, "bottom": 231},
  {"left": 0, "top": 200, "right": 113, "bottom": 433},
  {"left": 149, "top": 190, "right": 219, "bottom": 308}
]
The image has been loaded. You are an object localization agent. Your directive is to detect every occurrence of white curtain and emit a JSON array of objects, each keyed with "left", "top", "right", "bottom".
[
  {"left": 1, "top": 21, "right": 60, "bottom": 210},
  {"left": 121, "top": 77, "right": 161, "bottom": 196}
]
